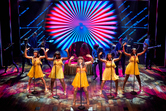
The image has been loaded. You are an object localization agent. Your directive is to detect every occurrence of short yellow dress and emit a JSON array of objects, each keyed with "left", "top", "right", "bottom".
[
  {"left": 48, "top": 59, "right": 64, "bottom": 79},
  {"left": 102, "top": 60, "right": 119, "bottom": 81},
  {"left": 27, "top": 58, "right": 45, "bottom": 78},
  {"left": 72, "top": 67, "right": 89, "bottom": 88},
  {"left": 125, "top": 56, "right": 140, "bottom": 75}
]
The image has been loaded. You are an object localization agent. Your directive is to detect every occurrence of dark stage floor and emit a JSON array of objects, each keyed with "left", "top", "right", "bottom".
[{"left": 0, "top": 62, "right": 166, "bottom": 111}]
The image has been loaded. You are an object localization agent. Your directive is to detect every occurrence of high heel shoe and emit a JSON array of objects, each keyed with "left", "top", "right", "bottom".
[
  {"left": 99, "top": 90, "right": 102, "bottom": 95},
  {"left": 73, "top": 100, "right": 76, "bottom": 106},
  {"left": 64, "top": 91, "right": 66, "bottom": 95}
]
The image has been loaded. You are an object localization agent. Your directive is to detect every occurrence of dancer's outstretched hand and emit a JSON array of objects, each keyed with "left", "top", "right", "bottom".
[
  {"left": 86, "top": 54, "right": 92, "bottom": 58},
  {"left": 99, "top": 52, "right": 103, "bottom": 55},
  {"left": 41, "top": 47, "right": 45, "bottom": 51},
  {"left": 45, "top": 48, "right": 49, "bottom": 52},
  {"left": 70, "top": 56, "right": 74, "bottom": 60},
  {"left": 123, "top": 42, "right": 127, "bottom": 46},
  {"left": 65, "top": 48, "right": 68, "bottom": 52},
  {"left": 26, "top": 48, "right": 30, "bottom": 51},
  {"left": 118, "top": 50, "right": 122, "bottom": 54}
]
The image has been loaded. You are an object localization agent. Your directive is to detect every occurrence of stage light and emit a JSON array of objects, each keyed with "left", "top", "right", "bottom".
[
  {"left": 46, "top": 1, "right": 117, "bottom": 50},
  {"left": 118, "top": 1, "right": 126, "bottom": 9},
  {"left": 37, "top": 19, "right": 44, "bottom": 26},
  {"left": 27, "top": 3, "right": 53, "bottom": 27},
  {"left": 19, "top": 7, "right": 29, "bottom": 16},
  {"left": 125, "top": 7, "right": 147, "bottom": 26},
  {"left": 20, "top": 29, "right": 31, "bottom": 39}
]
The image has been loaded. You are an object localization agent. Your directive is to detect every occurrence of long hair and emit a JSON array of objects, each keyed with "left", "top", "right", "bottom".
[
  {"left": 76, "top": 56, "right": 85, "bottom": 67},
  {"left": 106, "top": 53, "right": 113, "bottom": 61},
  {"left": 53, "top": 51, "right": 61, "bottom": 59},
  {"left": 131, "top": 48, "right": 137, "bottom": 56}
]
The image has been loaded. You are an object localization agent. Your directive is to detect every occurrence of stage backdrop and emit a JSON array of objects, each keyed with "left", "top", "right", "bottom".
[{"left": 19, "top": 0, "right": 148, "bottom": 50}]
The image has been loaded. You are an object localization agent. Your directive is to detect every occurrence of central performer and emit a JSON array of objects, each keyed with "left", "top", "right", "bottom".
[{"left": 68, "top": 54, "right": 93, "bottom": 106}]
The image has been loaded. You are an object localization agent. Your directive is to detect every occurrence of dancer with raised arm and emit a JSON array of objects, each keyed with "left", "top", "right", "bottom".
[
  {"left": 122, "top": 42, "right": 148, "bottom": 91},
  {"left": 68, "top": 55, "right": 93, "bottom": 106},
  {"left": 99, "top": 51, "right": 122, "bottom": 95},
  {"left": 25, "top": 48, "right": 47, "bottom": 92},
  {"left": 42, "top": 48, "right": 69, "bottom": 96}
]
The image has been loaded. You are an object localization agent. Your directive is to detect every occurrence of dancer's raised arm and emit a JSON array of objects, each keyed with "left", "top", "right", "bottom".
[
  {"left": 98, "top": 52, "right": 106, "bottom": 63},
  {"left": 123, "top": 43, "right": 131, "bottom": 56},
  {"left": 68, "top": 56, "right": 77, "bottom": 67},
  {"left": 24, "top": 48, "right": 33, "bottom": 59},
  {"left": 41, "top": 48, "right": 53, "bottom": 61},
  {"left": 137, "top": 43, "right": 148, "bottom": 56},
  {"left": 85, "top": 54, "right": 94, "bottom": 65},
  {"left": 114, "top": 50, "right": 122, "bottom": 62},
  {"left": 62, "top": 49, "right": 69, "bottom": 61}
]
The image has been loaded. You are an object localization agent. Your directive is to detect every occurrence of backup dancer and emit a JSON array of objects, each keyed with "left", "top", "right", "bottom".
[
  {"left": 25, "top": 48, "right": 47, "bottom": 92},
  {"left": 99, "top": 51, "right": 122, "bottom": 95},
  {"left": 68, "top": 55, "right": 93, "bottom": 106},
  {"left": 122, "top": 43, "right": 148, "bottom": 91},
  {"left": 42, "top": 48, "right": 69, "bottom": 95}
]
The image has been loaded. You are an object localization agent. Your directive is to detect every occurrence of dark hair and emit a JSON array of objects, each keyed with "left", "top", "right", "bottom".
[
  {"left": 106, "top": 53, "right": 113, "bottom": 61},
  {"left": 33, "top": 51, "right": 40, "bottom": 58},
  {"left": 131, "top": 48, "right": 137, "bottom": 56},
  {"left": 53, "top": 51, "right": 61, "bottom": 59},
  {"left": 81, "top": 43, "right": 89, "bottom": 50},
  {"left": 93, "top": 44, "right": 99, "bottom": 50},
  {"left": 76, "top": 56, "right": 85, "bottom": 67}
]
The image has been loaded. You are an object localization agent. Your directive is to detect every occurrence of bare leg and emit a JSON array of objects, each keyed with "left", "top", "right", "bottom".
[
  {"left": 136, "top": 75, "right": 141, "bottom": 90},
  {"left": 41, "top": 77, "right": 47, "bottom": 91},
  {"left": 100, "top": 80, "right": 106, "bottom": 94},
  {"left": 59, "top": 79, "right": 66, "bottom": 95},
  {"left": 122, "top": 75, "right": 130, "bottom": 90},
  {"left": 27, "top": 77, "right": 32, "bottom": 91},
  {"left": 114, "top": 80, "right": 118, "bottom": 93},
  {"left": 83, "top": 87, "right": 89, "bottom": 106},
  {"left": 73, "top": 87, "right": 78, "bottom": 106},
  {"left": 51, "top": 79, "right": 55, "bottom": 93}
]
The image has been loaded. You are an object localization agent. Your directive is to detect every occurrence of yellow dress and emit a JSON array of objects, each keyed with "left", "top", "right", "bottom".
[
  {"left": 125, "top": 56, "right": 140, "bottom": 75},
  {"left": 102, "top": 60, "right": 119, "bottom": 81},
  {"left": 72, "top": 67, "right": 89, "bottom": 88},
  {"left": 48, "top": 59, "right": 64, "bottom": 79},
  {"left": 27, "top": 58, "right": 44, "bottom": 78}
]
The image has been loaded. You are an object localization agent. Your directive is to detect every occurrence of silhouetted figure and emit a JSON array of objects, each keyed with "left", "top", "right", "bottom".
[
  {"left": 38, "top": 37, "right": 52, "bottom": 69},
  {"left": 4, "top": 43, "right": 19, "bottom": 73}
]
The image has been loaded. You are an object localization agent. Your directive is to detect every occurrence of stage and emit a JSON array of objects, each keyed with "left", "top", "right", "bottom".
[
  {"left": 0, "top": 63, "right": 166, "bottom": 111},
  {"left": 0, "top": 0, "right": 166, "bottom": 111}
]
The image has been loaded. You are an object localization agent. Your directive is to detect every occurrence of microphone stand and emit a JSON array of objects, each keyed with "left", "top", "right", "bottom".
[
  {"left": 130, "top": 55, "right": 137, "bottom": 95},
  {"left": 78, "top": 63, "right": 85, "bottom": 110},
  {"left": 108, "top": 58, "right": 114, "bottom": 99},
  {"left": 31, "top": 59, "right": 38, "bottom": 94},
  {"left": 53, "top": 58, "right": 60, "bottom": 99}
]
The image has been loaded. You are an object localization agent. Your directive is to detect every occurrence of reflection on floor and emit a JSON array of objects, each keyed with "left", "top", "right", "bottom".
[{"left": 0, "top": 62, "right": 166, "bottom": 111}]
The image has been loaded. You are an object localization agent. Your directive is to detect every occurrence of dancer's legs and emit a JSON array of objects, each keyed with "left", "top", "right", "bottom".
[
  {"left": 83, "top": 87, "right": 89, "bottom": 105},
  {"left": 73, "top": 87, "right": 78, "bottom": 105},
  {"left": 122, "top": 75, "right": 130, "bottom": 90}
]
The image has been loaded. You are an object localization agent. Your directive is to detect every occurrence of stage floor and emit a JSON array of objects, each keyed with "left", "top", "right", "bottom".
[{"left": 0, "top": 62, "right": 166, "bottom": 111}]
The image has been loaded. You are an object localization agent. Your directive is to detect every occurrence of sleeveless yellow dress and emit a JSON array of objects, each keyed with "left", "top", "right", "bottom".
[
  {"left": 27, "top": 58, "right": 44, "bottom": 78},
  {"left": 125, "top": 56, "right": 140, "bottom": 75},
  {"left": 48, "top": 59, "right": 64, "bottom": 79},
  {"left": 72, "top": 67, "right": 89, "bottom": 88},
  {"left": 102, "top": 60, "right": 119, "bottom": 81}
]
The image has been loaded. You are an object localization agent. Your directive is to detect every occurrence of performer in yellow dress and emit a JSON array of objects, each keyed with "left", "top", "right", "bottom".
[
  {"left": 98, "top": 51, "right": 122, "bottom": 95},
  {"left": 122, "top": 42, "right": 148, "bottom": 91},
  {"left": 42, "top": 48, "right": 69, "bottom": 95},
  {"left": 25, "top": 48, "right": 47, "bottom": 92},
  {"left": 68, "top": 55, "right": 93, "bottom": 106}
]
